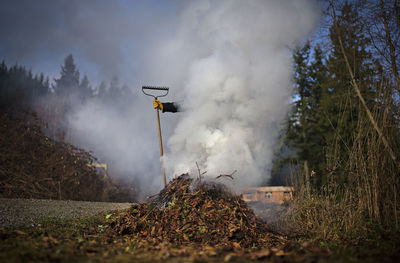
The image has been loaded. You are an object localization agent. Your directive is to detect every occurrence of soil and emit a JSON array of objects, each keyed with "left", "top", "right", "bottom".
[
  {"left": 1, "top": 176, "right": 398, "bottom": 263},
  {"left": 0, "top": 198, "right": 133, "bottom": 228}
]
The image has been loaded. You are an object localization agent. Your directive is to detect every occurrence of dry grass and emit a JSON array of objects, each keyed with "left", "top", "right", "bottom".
[{"left": 286, "top": 88, "right": 400, "bottom": 243}]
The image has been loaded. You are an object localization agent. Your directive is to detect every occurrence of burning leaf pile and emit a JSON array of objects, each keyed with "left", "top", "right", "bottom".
[{"left": 106, "top": 174, "right": 282, "bottom": 249}]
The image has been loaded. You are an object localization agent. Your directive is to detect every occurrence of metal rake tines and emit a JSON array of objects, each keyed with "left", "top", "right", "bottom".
[
  {"left": 142, "top": 86, "right": 169, "bottom": 99},
  {"left": 142, "top": 86, "right": 169, "bottom": 91}
]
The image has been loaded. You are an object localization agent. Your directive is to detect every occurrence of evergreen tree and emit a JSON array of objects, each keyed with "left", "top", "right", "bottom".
[
  {"left": 280, "top": 2, "right": 377, "bottom": 187},
  {"left": 79, "top": 75, "right": 92, "bottom": 101},
  {"left": 307, "top": 45, "right": 328, "bottom": 174},
  {"left": 53, "top": 54, "right": 80, "bottom": 97},
  {"left": 285, "top": 42, "right": 328, "bottom": 186},
  {"left": 0, "top": 61, "right": 49, "bottom": 112},
  {"left": 0, "top": 60, "right": 6, "bottom": 76},
  {"left": 107, "top": 76, "right": 121, "bottom": 104},
  {"left": 97, "top": 81, "right": 107, "bottom": 98},
  {"left": 320, "top": 1, "right": 376, "bottom": 170},
  {"left": 109, "top": 76, "right": 120, "bottom": 94},
  {"left": 287, "top": 42, "right": 313, "bottom": 168}
]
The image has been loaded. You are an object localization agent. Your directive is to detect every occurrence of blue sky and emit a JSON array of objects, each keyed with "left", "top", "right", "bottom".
[{"left": 0, "top": 0, "right": 179, "bottom": 88}]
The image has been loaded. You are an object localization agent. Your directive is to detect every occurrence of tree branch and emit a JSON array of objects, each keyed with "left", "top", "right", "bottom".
[
  {"left": 216, "top": 170, "right": 237, "bottom": 180},
  {"left": 330, "top": 0, "right": 397, "bottom": 163}
]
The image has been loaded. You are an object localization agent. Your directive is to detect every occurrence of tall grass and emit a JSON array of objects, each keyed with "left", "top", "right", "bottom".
[{"left": 287, "top": 88, "right": 400, "bottom": 242}]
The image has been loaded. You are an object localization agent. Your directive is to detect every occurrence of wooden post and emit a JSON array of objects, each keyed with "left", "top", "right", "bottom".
[{"left": 155, "top": 108, "right": 167, "bottom": 187}]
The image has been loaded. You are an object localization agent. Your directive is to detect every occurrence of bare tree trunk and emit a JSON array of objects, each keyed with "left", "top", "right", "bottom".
[
  {"left": 395, "top": 0, "right": 400, "bottom": 39},
  {"left": 379, "top": 0, "right": 400, "bottom": 90},
  {"left": 330, "top": 1, "right": 397, "bottom": 163}
]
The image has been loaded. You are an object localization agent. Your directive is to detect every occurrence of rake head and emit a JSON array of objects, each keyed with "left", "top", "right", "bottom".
[{"left": 142, "top": 86, "right": 169, "bottom": 99}]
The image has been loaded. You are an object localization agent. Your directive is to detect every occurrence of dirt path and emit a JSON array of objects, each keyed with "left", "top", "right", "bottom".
[{"left": 0, "top": 198, "right": 133, "bottom": 228}]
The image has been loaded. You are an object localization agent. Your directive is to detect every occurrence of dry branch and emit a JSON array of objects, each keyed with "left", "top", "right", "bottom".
[
  {"left": 330, "top": 0, "right": 397, "bottom": 163},
  {"left": 0, "top": 111, "right": 135, "bottom": 202},
  {"left": 195, "top": 162, "right": 207, "bottom": 181},
  {"left": 216, "top": 170, "right": 237, "bottom": 180}
]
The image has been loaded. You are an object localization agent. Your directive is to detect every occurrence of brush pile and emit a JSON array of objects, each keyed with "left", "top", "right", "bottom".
[
  {"left": 0, "top": 111, "right": 134, "bottom": 202},
  {"left": 106, "top": 174, "right": 280, "bottom": 249}
]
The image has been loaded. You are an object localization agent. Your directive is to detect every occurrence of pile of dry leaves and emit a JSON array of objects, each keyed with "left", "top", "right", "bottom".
[{"left": 106, "top": 174, "right": 283, "bottom": 249}]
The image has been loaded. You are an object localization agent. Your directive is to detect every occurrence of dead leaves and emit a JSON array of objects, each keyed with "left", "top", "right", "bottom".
[
  {"left": 106, "top": 174, "right": 283, "bottom": 250},
  {"left": 0, "top": 208, "right": 329, "bottom": 262}
]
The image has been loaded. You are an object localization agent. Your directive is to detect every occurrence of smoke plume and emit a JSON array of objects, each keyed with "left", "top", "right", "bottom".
[
  {"left": 0, "top": 0, "right": 320, "bottom": 196},
  {"left": 161, "top": 0, "right": 320, "bottom": 189}
]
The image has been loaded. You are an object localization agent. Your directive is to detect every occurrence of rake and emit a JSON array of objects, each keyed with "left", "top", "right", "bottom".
[{"left": 142, "top": 86, "right": 169, "bottom": 187}]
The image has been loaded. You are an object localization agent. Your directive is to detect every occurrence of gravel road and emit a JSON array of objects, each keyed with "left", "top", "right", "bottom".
[{"left": 0, "top": 198, "right": 134, "bottom": 228}]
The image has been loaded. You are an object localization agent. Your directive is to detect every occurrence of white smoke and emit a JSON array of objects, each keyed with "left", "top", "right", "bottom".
[
  {"left": 0, "top": 0, "right": 320, "bottom": 196},
  {"left": 160, "top": 0, "right": 320, "bottom": 188},
  {"left": 68, "top": 0, "right": 320, "bottom": 194}
]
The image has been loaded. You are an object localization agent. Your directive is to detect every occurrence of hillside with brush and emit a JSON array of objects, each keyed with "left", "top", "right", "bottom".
[
  {"left": 0, "top": 110, "right": 135, "bottom": 202},
  {"left": 0, "top": 57, "right": 137, "bottom": 202}
]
